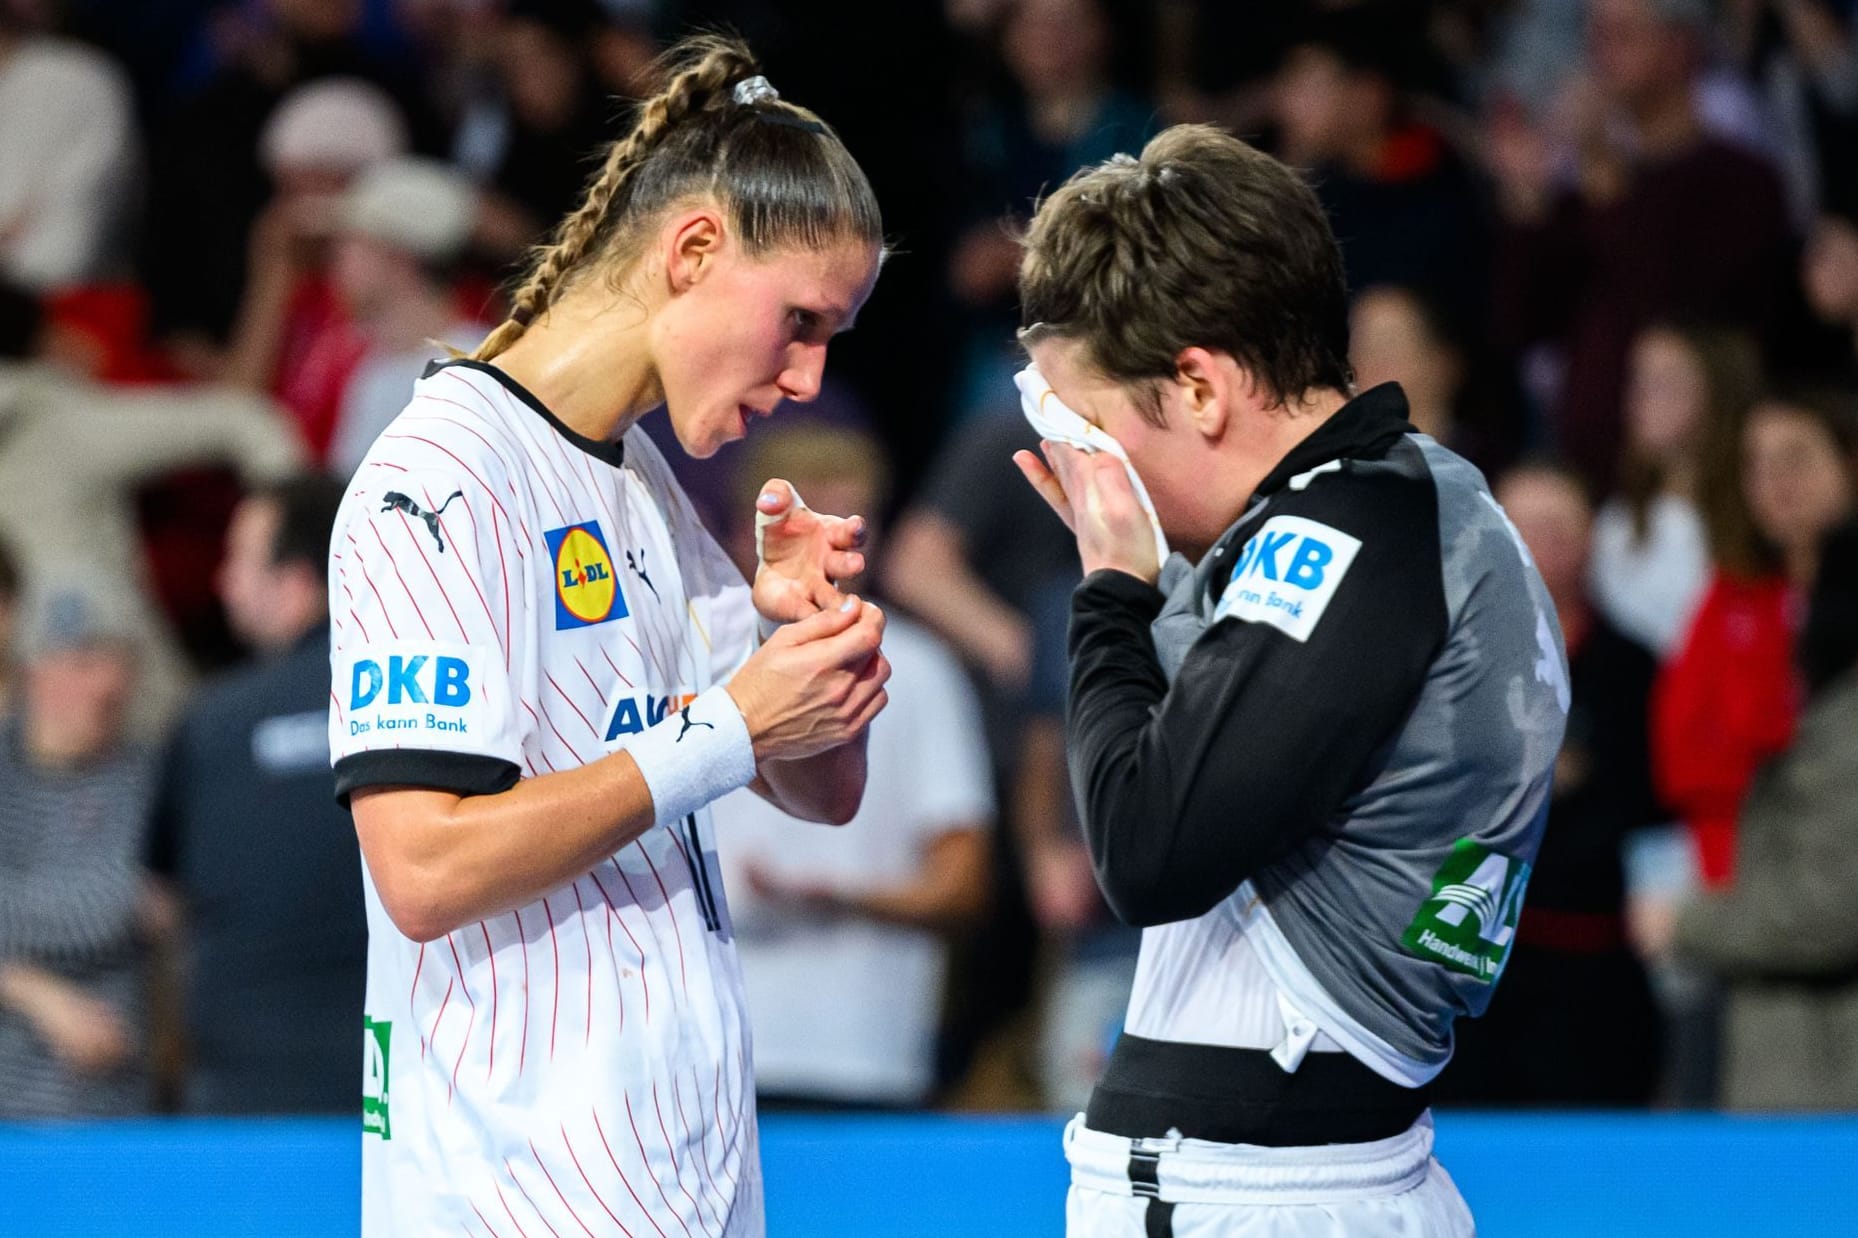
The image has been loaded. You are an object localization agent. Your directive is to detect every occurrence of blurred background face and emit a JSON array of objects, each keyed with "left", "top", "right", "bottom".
[
  {"left": 1004, "top": 0, "right": 1110, "bottom": 97},
  {"left": 1274, "top": 46, "right": 1349, "bottom": 160},
  {"left": 218, "top": 497, "right": 285, "bottom": 648},
  {"left": 1625, "top": 328, "right": 1706, "bottom": 459},
  {"left": 501, "top": 17, "right": 587, "bottom": 128},
  {"left": 1742, "top": 404, "right": 1856, "bottom": 555},
  {"left": 330, "top": 234, "right": 415, "bottom": 321},
  {"left": 1497, "top": 469, "right": 1592, "bottom": 601},
  {"left": 1348, "top": 288, "right": 1461, "bottom": 439},
  {"left": 24, "top": 644, "right": 135, "bottom": 762},
  {"left": 1588, "top": 0, "right": 1693, "bottom": 108},
  {"left": 1803, "top": 216, "right": 1858, "bottom": 324}
]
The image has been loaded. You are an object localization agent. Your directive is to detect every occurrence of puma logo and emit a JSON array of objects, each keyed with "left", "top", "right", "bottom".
[
  {"left": 625, "top": 547, "right": 659, "bottom": 599},
  {"left": 382, "top": 490, "right": 463, "bottom": 552},
  {"left": 676, "top": 706, "right": 714, "bottom": 742}
]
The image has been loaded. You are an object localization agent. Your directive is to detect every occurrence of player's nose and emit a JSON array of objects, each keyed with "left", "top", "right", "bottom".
[{"left": 775, "top": 343, "right": 827, "bottom": 404}]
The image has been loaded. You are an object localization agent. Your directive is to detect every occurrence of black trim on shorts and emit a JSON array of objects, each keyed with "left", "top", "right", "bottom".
[
  {"left": 1086, "top": 1033, "right": 1431, "bottom": 1148},
  {"left": 334, "top": 749, "right": 523, "bottom": 808},
  {"left": 424, "top": 358, "right": 627, "bottom": 468}
]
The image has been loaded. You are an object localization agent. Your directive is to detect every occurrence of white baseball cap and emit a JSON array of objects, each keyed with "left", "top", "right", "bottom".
[
  {"left": 338, "top": 156, "right": 479, "bottom": 263},
  {"left": 261, "top": 77, "right": 409, "bottom": 177}
]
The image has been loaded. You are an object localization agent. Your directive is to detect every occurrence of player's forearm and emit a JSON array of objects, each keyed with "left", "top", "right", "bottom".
[
  {"left": 754, "top": 730, "right": 870, "bottom": 825},
  {"left": 353, "top": 751, "right": 660, "bottom": 942}
]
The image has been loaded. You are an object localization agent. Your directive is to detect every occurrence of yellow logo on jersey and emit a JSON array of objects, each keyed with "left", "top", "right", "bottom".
[{"left": 546, "top": 522, "right": 627, "bottom": 628}]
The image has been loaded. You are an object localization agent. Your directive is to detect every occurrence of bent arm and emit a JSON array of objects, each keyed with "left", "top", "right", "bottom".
[
  {"left": 754, "top": 731, "right": 870, "bottom": 826},
  {"left": 353, "top": 749, "right": 659, "bottom": 943}
]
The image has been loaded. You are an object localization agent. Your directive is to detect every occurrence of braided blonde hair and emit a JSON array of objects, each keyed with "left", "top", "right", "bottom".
[{"left": 472, "top": 34, "right": 880, "bottom": 362}]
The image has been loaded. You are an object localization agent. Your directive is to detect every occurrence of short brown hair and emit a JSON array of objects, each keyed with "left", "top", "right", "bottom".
[{"left": 1017, "top": 125, "right": 1352, "bottom": 421}]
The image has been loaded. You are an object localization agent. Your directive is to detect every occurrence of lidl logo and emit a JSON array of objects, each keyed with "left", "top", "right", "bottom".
[
  {"left": 546, "top": 521, "right": 628, "bottom": 629},
  {"left": 1214, "top": 514, "right": 1362, "bottom": 642}
]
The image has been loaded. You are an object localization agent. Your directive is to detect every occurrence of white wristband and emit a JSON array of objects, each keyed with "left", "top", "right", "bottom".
[{"left": 623, "top": 684, "right": 757, "bottom": 827}]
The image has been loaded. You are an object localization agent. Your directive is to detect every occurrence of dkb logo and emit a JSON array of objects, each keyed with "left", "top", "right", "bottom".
[{"left": 351, "top": 654, "right": 473, "bottom": 709}]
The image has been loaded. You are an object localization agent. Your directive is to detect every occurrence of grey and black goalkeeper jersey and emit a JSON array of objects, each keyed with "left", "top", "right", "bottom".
[{"left": 1067, "top": 383, "right": 1568, "bottom": 1085}]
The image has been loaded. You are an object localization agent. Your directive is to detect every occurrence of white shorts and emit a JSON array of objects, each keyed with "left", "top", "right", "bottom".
[{"left": 1063, "top": 1112, "right": 1474, "bottom": 1237}]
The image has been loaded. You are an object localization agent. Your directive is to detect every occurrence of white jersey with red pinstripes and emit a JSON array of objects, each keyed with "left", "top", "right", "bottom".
[{"left": 328, "top": 358, "right": 764, "bottom": 1238}]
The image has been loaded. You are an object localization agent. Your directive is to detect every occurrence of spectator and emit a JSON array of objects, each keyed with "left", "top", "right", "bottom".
[
  {"left": 0, "top": 3, "right": 141, "bottom": 292},
  {"left": 711, "top": 424, "right": 993, "bottom": 1109},
  {"left": 324, "top": 156, "right": 488, "bottom": 477},
  {"left": 140, "top": 0, "right": 435, "bottom": 357},
  {"left": 1348, "top": 282, "right": 1521, "bottom": 476},
  {"left": 1802, "top": 208, "right": 1858, "bottom": 379},
  {"left": 948, "top": 0, "right": 1154, "bottom": 421},
  {"left": 1656, "top": 518, "right": 1858, "bottom": 1109},
  {"left": 1590, "top": 323, "right": 1764, "bottom": 658},
  {"left": 1654, "top": 385, "right": 1858, "bottom": 889},
  {"left": 0, "top": 590, "right": 159, "bottom": 1118},
  {"left": 0, "top": 289, "right": 302, "bottom": 735},
  {"left": 458, "top": 0, "right": 619, "bottom": 262},
  {"left": 1439, "top": 463, "right": 1664, "bottom": 1107},
  {"left": 146, "top": 475, "right": 365, "bottom": 1113},
  {"left": 1724, "top": 0, "right": 1858, "bottom": 222},
  {"left": 1490, "top": 0, "right": 1794, "bottom": 486},
  {"left": 223, "top": 77, "right": 410, "bottom": 461},
  {"left": 1272, "top": 4, "right": 1488, "bottom": 321}
]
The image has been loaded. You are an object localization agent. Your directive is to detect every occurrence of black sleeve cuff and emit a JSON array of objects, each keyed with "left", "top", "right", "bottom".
[
  {"left": 1073, "top": 568, "right": 1166, "bottom": 622},
  {"left": 333, "top": 749, "right": 523, "bottom": 808}
]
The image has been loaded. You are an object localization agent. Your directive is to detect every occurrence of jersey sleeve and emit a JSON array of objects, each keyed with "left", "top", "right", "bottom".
[
  {"left": 1065, "top": 469, "right": 1449, "bottom": 927},
  {"left": 328, "top": 455, "right": 530, "bottom": 804}
]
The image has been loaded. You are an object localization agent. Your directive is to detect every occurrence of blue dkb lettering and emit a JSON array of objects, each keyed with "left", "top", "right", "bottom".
[
  {"left": 387, "top": 655, "right": 429, "bottom": 705},
  {"left": 433, "top": 657, "right": 471, "bottom": 707},
  {"left": 1285, "top": 538, "right": 1333, "bottom": 589},
  {"left": 351, "top": 660, "right": 383, "bottom": 709},
  {"left": 1248, "top": 531, "right": 1296, "bottom": 581}
]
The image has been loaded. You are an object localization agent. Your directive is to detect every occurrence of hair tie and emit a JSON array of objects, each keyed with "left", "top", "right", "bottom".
[
  {"left": 733, "top": 75, "right": 779, "bottom": 106},
  {"left": 511, "top": 305, "right": 536, "bottom": 327}
]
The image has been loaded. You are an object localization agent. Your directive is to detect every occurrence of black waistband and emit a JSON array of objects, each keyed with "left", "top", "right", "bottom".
[{"left": 1085, "top": 1034, "right": 1431, "bottom": 1147}]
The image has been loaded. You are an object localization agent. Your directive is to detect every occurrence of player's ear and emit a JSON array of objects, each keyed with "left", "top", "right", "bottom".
[
  {"left": 663, "top": 208, "right": 727, "bottom": 295},
  {"left": 1173, "top": 346, "right": 1230, "bottom": 441}
]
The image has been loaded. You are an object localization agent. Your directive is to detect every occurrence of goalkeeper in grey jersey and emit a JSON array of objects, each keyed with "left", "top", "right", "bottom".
[{"left": 1011, "top": 125, "right": 1568, "bottom": 1238}]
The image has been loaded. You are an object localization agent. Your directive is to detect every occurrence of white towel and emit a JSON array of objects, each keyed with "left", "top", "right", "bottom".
[{"left": 1014, "top": 363, "right": 1171, "bottom": 565}]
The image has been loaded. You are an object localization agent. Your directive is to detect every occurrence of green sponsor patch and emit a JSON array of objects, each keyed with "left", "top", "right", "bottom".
[
  {"left": 362, "top": 1016, "right": 392, "bottom": 1140},
  {"left": 1401, "top": 839, "right": 1530, "bottom": 981}
]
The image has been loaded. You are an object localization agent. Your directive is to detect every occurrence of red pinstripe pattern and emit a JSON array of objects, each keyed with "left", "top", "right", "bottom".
[
  {"left": 427, "top": 976, "right": 455, "bottom": 1068},
  {"left": 599, "top": 647, "right": 635, "bottom": 689},
  {"left": 634, "top": 843, "right": 691, "bottom": 999},
  {"left": 625, "top": 1092, "right": 693, "bottom": 1238},
  {"left": 491, "top": 502, "right": 512, "bottom": 671},
  {"left": 410, "top": 943, "right": 428, "bottom": 1057},
  {"left": 527, "top": 1140, "right": 598, "bottom": 1238},
  {"left": 494, "top": 1178, "right": 535, "bottom": 1238},
  {"left": 542, "top": 895, "right": 561, "bottom": 1060},
  {"left": 367, "top": 521, "right": 437, "bottom": 639},
  {"left": 570, "top": 881, "right": 594, "bottom": 1046},
  {"left": 471, "top": 1201, "right": 503, "bottom": 1237},
  {"left": 591, "top": 1109, "right": 671, "bottom": 1238},
  {"left": 447, "top": 934, "right": 477, "bottom": 1104},
  {"left": 511, "top": 907, "right": 530, "bottom": 1076},
  {"left": 504, "top": 1157, "right": 564, "bottom": 1238},
  {"left": 559, "top": 1124, "right": 637, "bottom": 1238},
  {"left": 652, "top": 1081, "right": 714, "bottom": 1237},
  {"left": 606, "top": 861, "right": 670, "bottom": 1018},
  {"left": 673, "top": 1073, "right": 729, "bottom": 1225},
  {"left": 395, "top": 491, "right": 470, "bottom": 640},
  {"left": 520, "top": 702, "right": 565, "bottom": 771},
  {"left": 533, "top": 702, "right": 586, "bottom": 766},
  {"left": 544, "top": 671, "right": 601, "bottom": 742},
  {"left": 380, "top": 431, "right": 527, "bottom": 555},
  {"left": 480, "top": 920, "right": 499, "bottom": 1083},
  {"left": 348, "top": 536, "right": 403, "bottom": 640},
  {"left": 573, "top": 656, "right": 605, "bottom": 702},
  {"left": 329, "top": 688, "right": 344, "bottom": 727},
  {"left": 590, "top": 864, "right": 650, "bottom": 1024}
]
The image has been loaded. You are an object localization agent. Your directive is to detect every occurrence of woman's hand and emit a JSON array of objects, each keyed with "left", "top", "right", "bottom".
[
  {"left": 1014, "top": 442, "right": 1161, "bottom": 584},
  {"left": 726, "top": 597, "right": 890, "bottom": 763},
  {"left": 750, "top": 478, "right": 868, "bottom": 624}
]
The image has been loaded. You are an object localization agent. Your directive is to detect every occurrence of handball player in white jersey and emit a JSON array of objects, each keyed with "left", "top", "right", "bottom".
[{"left": 326, "top": 37, "right": 891, "bottom": 1237}]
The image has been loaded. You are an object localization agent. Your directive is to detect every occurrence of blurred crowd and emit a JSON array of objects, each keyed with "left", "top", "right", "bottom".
[{"left": 1, "top": 0, "right": 1857, "bottom": 1120}]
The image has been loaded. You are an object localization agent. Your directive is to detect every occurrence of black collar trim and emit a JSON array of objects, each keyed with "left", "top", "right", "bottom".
[
  {"left": 423, "top": 358, "right": 626, "bottom": 468},
  {"left": 1251, "top": 383, "right": 1414, "bottom": 498}
]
